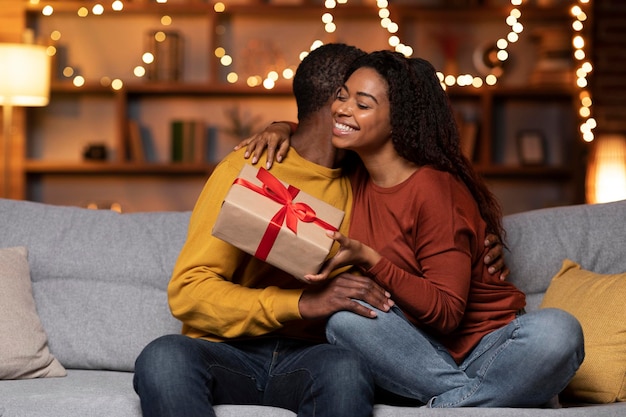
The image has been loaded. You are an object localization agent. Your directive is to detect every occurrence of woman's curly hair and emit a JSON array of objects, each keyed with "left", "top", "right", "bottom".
[{"left": 343, "top": 51, "right": 504, "bottom": 240}]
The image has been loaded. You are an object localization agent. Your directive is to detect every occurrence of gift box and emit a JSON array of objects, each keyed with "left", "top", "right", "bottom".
[{"left": 212, "top": 164, "right": 345, "bottom": 280}]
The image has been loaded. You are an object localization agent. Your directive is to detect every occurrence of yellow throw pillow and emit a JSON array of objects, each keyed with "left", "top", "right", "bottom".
[{"left": 540, "top": 259, "right": 626, "bottom": 403}]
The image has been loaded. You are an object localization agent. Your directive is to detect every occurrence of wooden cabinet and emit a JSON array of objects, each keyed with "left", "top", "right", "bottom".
[{"left": 16, "top": 0, "right": 587, "bottom": 213}]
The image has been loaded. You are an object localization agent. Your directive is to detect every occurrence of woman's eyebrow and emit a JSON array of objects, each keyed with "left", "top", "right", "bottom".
[{"left": 356, "top": 91, "right": 379, "bottom": 104}]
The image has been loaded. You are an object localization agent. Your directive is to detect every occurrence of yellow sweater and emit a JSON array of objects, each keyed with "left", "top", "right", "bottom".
[{"left": 168, "top": 148, "right": 353, "bottom": 342}]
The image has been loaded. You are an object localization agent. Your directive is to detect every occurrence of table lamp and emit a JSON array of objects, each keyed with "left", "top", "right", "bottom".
[{"left": 0, "top": 42, "right": 51, "bottom": 198}]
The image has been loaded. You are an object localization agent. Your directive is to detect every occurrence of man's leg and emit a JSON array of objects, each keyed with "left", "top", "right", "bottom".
[
  {"left": 133, "top": 334, "right": 265, "bottom": 417},
  {"left": 263, "top": 340, "right": 375, "bottom": 417}
]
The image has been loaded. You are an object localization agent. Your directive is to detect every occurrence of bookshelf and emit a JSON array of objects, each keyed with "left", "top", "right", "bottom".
[{"left": 7, "top": 0, "right": 589, "bottom": 213}]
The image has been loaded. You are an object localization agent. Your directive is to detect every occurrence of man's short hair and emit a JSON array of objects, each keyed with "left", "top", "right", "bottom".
[{"left": 292, "top": 43, "right": 365, "bottom": 121}]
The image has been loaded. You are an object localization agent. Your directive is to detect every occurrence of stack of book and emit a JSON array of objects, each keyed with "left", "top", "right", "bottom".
[
  {"left": 145, "top": 30, "right": 183, "bottom": 82},
  {"left": 171, "top": 120, "right": 208, "bottom": 163}
]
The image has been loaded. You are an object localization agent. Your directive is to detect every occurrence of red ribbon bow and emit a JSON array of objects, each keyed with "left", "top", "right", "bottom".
[{"left": 233, "top": 167, "right": 338, "bottom": 261}]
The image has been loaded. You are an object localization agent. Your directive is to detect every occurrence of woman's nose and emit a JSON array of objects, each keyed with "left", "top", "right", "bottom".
[{"left": 333, "top": 99, "right": 351, "bottom": 117}]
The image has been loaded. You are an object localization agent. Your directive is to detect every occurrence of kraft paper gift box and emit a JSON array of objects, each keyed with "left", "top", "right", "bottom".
[{"left": 212, "top": 164, "right": 345, "bottom": 281}]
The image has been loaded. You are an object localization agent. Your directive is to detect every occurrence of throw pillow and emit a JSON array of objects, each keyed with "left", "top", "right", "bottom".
[
  {"left": 540, "top": 259, "right": 626, "bottom": 403},
  {"left": 0, "top": 246, "right": 66, "bottom": 379}
]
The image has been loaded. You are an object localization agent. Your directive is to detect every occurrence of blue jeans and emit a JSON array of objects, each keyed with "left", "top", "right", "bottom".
[
  {"left": 326, "top": 305, "right": 584, "bottom": 408},
  {"left": 133, "top": 335, "right": 374, "bottom": 417}
]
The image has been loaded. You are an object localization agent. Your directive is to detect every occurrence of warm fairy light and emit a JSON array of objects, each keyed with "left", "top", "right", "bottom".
[
  {"left": 53, "top": 0, "right": 529, "bottom": 89},
  {"left": 226, "top": 72, "right": 238, "bottom": 84},
  {"left": 92, "top": 4, "right": 104, "bottom": 15},
  {"left": 142, "top": 52, "right": 154, "bottom": 64},
  {"left": 220, "top": 55, "right": 233, "bottom": 66},
  {"left": 262, "top": 78, "right": 275, "bottom": 89},
  {"left": 134, "top": 66, "right": 146, "bottom": 77},
  {"left": 34, "top": 0, "right": 596, "bottom": 133},
  {"left": 154, "top": 31, "right": 166, "bottom": 42},
  {"left": 73, "top": 75, "right": 85, "bottom": 87},
  {"left": 571, "top": 0, "right": 595, "bottom": 142},
  {"left": 283, "top": 68, "right": 295, "bottom": 79}
]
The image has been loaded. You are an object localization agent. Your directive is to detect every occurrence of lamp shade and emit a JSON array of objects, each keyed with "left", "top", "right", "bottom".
[{"left": 0, "top": 43, "right": 50, "bottom": 107}]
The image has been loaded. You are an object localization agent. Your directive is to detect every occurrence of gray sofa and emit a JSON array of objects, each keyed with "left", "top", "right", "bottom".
[{"left": 0, "top": 197, "right": 625, "bottom": 417}]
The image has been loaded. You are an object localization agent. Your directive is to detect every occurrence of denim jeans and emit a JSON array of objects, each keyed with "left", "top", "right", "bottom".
[
  {"left": 133, "top": 335, "right": 374, "bottom": 417},
  {"left": 326, "top": 305, "right": 584, "bottom": 408}
]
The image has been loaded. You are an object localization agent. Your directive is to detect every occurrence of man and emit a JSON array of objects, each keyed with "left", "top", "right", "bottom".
[{"left": 134, "top": 43, "right": 389, "bottom": 417}]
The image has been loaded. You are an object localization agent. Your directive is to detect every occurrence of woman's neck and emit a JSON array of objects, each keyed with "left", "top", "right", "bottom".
[{"left": 359, "top": 145, "right": 419, "bottom": 188}]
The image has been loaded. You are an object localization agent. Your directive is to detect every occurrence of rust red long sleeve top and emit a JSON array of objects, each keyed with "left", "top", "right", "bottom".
[{"left": 349, "top": 165, "right": 526, "bottom": 363}]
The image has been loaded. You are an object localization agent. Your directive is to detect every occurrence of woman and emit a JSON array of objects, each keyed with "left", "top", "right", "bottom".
[{"left": 304, "top": 50, "right": 584, "bottom": 408}]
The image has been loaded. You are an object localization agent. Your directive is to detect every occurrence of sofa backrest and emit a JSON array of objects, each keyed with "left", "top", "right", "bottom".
[
  {"left": 503, "top": 199, "right": 626, "bottom": 310},
  {"left": 0, "top": 198, "right": 190, "bottom": 372},
  {"left": 2, "top": 198, "right": 625, "bottom": 371}
]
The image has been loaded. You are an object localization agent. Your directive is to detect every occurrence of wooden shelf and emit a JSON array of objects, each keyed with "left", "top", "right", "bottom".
[
  {"left": 24, "top": 161, "right": 216, "bottom": 176},
  {"left": 477, "top": 165, "right": 573, "bottom": 180},
  {"left": 51, "top": 82, "right": 294, "bottom": 96}
]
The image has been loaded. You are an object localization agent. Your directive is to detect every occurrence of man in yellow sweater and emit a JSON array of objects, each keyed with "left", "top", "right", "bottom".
[
  {"left": 133, "top": 43, "right": 508, "bottom": 416},
  {"left": 133, "top": 44, "right": 390, "bottom": 417}
]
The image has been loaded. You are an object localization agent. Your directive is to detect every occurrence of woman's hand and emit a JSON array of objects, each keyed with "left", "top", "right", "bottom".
[
  {"left": 304, "top": 231, "right": 382, "bottom": 282},
  {"left": 234, "top": 122, "right": 292, "bottom": 169}
]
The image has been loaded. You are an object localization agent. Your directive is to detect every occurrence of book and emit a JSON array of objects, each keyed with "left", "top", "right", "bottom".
[
  {"left": 127, "top": 120, "right": 145, "bottom": 163},
  {"left": 171, "top": 120, "right": 206, "bottom": 163}
]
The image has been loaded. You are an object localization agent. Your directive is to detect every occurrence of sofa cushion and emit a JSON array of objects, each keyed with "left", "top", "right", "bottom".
[
  {"left": 502, "top": 200, "right": 626, "bottom": 311},
  {"left": 0, "top": 246, "right": 66, "bottom": 379},
  {"left": 540, "top": 259, "right": 626, "bottom": 403},
  {"left": 0, "top": 200, "right": 188, "bottom": 371}
]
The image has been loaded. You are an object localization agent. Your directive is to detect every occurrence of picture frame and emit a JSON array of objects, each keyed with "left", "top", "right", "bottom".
[{"left": 517, "top": 130, "right": 547, "bottom": 165}]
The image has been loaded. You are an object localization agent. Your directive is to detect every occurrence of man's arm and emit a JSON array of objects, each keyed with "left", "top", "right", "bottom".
[
  {"left": 484, "top": 234, "right": 510, "bottom": 281},
  {"left": 168, "top": 152, "right": 393, "bottom": 340},
  {"left": 167, "top": 156, "right": 302, "bottom": 339},
  {"left": 300, "top": 273, "right": 393, "bottom": 320}
]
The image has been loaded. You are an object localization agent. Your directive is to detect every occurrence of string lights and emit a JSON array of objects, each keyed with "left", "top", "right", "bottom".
[
  {"left": 571, "top": 0, "right": 595, "bottom": 142},
  {"left": 33, "top": 0, "right": 595, "bottom": 142}
]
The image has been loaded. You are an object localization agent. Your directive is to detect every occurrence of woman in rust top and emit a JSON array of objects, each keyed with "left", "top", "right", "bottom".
[{"left": 306, "top": 51, "right": 585, "bottom": 408}]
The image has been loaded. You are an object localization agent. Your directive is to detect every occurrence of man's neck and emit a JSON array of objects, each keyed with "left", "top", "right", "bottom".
[{"left": 291, "top": 111, "right": 339, "bottom": 169}]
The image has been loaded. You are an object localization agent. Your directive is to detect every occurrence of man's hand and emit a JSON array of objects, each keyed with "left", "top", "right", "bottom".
[
  {"left": 484, "top": 233, "right": 510, "bottom": 281},
  {"left": 234, "top": 122, "right": 291, "bottom": 169},
  {"left": 299, "top": 273, "right": 393, "bottom": 320}
]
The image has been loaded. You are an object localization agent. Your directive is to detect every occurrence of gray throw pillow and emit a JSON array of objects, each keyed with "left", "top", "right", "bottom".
[{"left": 0, "top": 246, "right": 66, "bottom": 379}]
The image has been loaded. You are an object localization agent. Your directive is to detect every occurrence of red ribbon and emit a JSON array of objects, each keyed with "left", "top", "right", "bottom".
[{"left": 233, "top": 167, "right": 338, "bottom": 261}]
